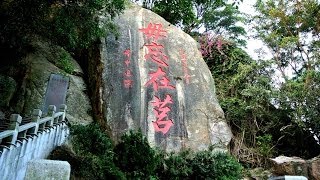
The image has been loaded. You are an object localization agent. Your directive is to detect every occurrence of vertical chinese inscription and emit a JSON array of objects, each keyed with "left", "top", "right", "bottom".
[
  {"left": 179, "top": 49, "right": 191, "bottom": 84},
  {"left": 139, "top": 22, "right": 175, "bottom": 135},
  {"left": 123, "top": 49, "right": 133, "bottom": 89}
]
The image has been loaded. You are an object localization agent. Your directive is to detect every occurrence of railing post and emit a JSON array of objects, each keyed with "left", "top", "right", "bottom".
[
  {"left": 30, "top": 109, "right": 42, "bottom": 134},
  {"left": 7, "top": 114, "right": 22, "bottom": 145},
  {"left": 59, "top": 104, "right": 67, "bottom": 123},
  {"left": 47, "top": 105, "right": 56, "bottom": 128},
  {"left": 8, "top": 114, "right": 22, "bottom": 130}
]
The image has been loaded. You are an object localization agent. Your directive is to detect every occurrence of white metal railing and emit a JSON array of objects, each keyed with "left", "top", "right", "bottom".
[{"left": 0, "top": 104, "right": 67, "bottom": 149}]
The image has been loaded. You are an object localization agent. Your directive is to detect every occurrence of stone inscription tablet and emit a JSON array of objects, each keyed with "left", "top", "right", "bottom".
[{"left": 43, "top": 74, "right": 69, "bottom": 113}]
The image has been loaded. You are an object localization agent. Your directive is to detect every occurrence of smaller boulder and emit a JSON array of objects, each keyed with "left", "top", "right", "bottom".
[
  {"left": 25, "top": 159, "right": 71, "bottom": 180},
  {"left": 21, "top": 40, "right": 93, "bottom": 125},
  {"left": 270, "top": 156, "right": 308, "bottom": 177},
  {"left": 308, "top": 156, "right": 320, "bottom": 180}
]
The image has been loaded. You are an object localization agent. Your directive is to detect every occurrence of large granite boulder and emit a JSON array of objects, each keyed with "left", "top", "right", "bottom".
[{"left": 100, "top": 4, "right": 232, "bottom": 151}]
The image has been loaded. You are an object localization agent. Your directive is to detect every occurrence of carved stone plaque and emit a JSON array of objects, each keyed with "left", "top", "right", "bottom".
[{"left": 43, "top": 74, "right": 69, "bottom": 113}]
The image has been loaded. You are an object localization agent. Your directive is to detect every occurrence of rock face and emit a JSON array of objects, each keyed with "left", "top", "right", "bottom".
[
  {"left": 25, "top": 41, "right": 93, "bottom": 125},
  {"left": 0, "top": 40, "right": 93, "bottom": 125},
  {"left": 0, "top": 75, "right": 16, "bottom": 107},
  {"left": 101, "top": 4, "right": 232, "bottom": 151}
]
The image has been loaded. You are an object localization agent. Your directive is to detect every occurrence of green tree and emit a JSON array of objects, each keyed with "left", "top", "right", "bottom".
[
  {"left": 202, "top": 34, "right": 320, "bottom": 165},
  {"left": 253, "top": 0, "right": 320, "bottom": 154},
  {"left": 254, "top": 0, "right": 320, "bottom": 79},
  {"left": 70, "top": 124, "right": 125, "bottom": 179},
  {"left": 113, "top": 130, "right": 160, "bottom": 179},
  {"left": 0, "top": 0, "right": 125, "bottom": 61},
  {"left": 132, "top": 0, "right": 246, "bottom": 45}
]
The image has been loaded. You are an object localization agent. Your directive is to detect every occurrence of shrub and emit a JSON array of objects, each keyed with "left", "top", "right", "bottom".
[
  {"left": 157, "top": 150, "right": 193, "bottom": 179},
  {"left": 156, "top": 148, "right": 243, "bottom": 180},
  {"left": 70, "top": 123, "right": 125, "bottom": 179},
  {"left": 256, "top": 134, "right": 274, "bottom": 158},
  {"left": 57, "top": 51, "right": 75, "bottom": 74},
  {"left": 190, "top": 151, "right": 243, "bottom": 180},
  {"left": 53, "top": 126, "right": 243, "bottom": 179},
  {"left": 114, "top": 130, "right": 160, "bottom": 179}
]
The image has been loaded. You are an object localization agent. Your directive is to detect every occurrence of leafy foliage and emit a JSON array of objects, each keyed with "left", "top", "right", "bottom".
[
  {"left": 256, "top": 134, "right": 274, "bottom": 157},
  {"left": 190, "top": 150, "right": 243, "bottom": 180},
  {"left": 152, "top": 0, "right": 196, "bottom": 29},
  {"left": 0, "top": 0, "right": 125, "bottom": 59},
  {"left": 251, "top": 0, "right": 320, "bottom": 158},
  {"left": 133, "top": 0, "right": 246, "bottom": 45},
  {"left": 157, "top": 149, "right": 243, "bottom": 180},
  {"left": 157, "top": 150, "right": 193, "bottom": 179},
  {"left": 55, "top": 125, "right": 243, "bottom": 179},
  {"left": 254, "top": 0, "right": 320, "bottom": 77},
  {"left": 48, "top": 0, "right": 125, "bottom": 51},
  {"left": 57, "top": 51, "right": 75, "bottom": 74},
  {"left": 70, "top": 123, "right": 125, "bottom": 179},
  {"left": 201, "top": 34, "right": 320, "bottom": 166},
  {"left": 113, "top": 130, "right": 160, "bottom": 179}
]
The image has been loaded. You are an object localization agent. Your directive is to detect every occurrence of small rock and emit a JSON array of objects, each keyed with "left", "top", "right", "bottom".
[
  {"left": 308, "top": 156, "right": 320, "bottom": 180},
  {"left": 25, "top": 159, "right": 70, "bottom": 180},
  {"left": 270, "top": 156, "right": 308, "bottom": 177}
]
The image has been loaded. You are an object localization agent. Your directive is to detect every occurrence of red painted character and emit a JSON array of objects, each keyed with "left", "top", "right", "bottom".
[
  {"left": 151, "top": 95, "right": 173, "bottom": 121},
  {"left": 123, "top": 49, "right": 131, "bottom": 57},
  {"left": 124, "top": 69, "right": 133, "bottom": 77},
  {"left": 184, "top": 74, "right": 191, "bottom": 84},
  {"left": 124, "top": 59, "right": 131, "bottom": 67},
  {"left": 151, "top": 95, "right": 174, "bottom": 134},
  {"left": 153, "top": 120, "right": 173, "bottom": 134},
  {"left": 123, "top": 79, "right": 133, "bottom": 88},
  {"left": 139, "top": 23, "right": 167, "bottom": 41},
  {"left": 145, "top": 42, "right": 169, "bottom": 67},
  {"left": 179, "top": 49, "right": 191, "bottom": 84},
  {"left": 145, "top": 67, "right": 175, "bottom": 92}
]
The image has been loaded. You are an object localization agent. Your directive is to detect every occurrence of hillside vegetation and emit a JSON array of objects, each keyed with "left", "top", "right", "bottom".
[{"left": 1, "top": 0, "right": 320, "bottom": 177}]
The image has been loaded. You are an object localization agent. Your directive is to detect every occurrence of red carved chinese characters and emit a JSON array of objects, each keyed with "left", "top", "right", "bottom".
[
  {"left": 140, "top": 22, "right": 174, "bottom": 134},
  {"left": 179, "top": 49, "right": 191, "bottom": 84},
  {"left": 123, "top": 49, "right": 133, "bottom": 88}
]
